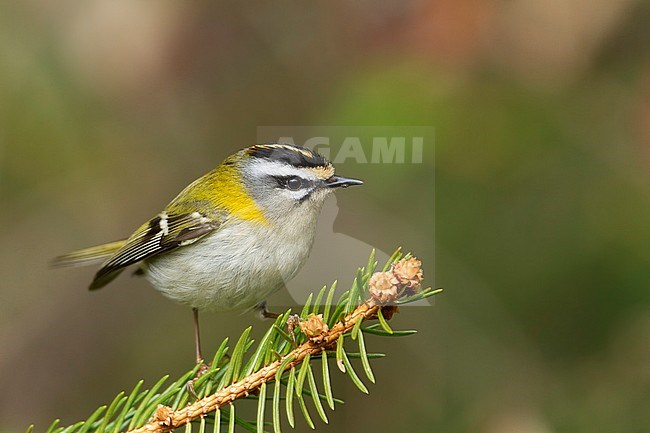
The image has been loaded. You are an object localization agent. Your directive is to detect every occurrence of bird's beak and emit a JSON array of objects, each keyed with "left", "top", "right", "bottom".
[{"left": 325, "top": 175, "right": 364, "bottom": 189}]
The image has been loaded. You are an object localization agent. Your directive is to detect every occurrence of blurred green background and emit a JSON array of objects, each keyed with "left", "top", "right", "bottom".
[{"left": 1, "top": 1, "right": 648, "bottom": 432}]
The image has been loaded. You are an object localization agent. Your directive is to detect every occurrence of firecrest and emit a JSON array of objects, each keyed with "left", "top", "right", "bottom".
[{"left": 54, "top": 143, "right": 363, "bottom": 364}]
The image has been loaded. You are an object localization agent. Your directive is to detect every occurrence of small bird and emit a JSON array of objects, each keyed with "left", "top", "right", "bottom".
[{"left": 54, "top": 143, "right": 363, "bottom": 365}]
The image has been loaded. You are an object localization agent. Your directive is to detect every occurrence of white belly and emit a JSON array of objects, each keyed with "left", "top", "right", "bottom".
[{"left": 142, "top": 219, "right": 315, "bottom": 311}]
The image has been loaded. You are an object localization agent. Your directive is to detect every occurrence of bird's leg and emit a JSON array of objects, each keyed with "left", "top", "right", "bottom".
[
  {"left": 254, "top": 300, "right": 280, "bottom": 319},
  {"left": 187, "top": 308, "right": 210, "bottom": 399},
  {"left": 193, "top": 307, "right": 204, "bottom": 365},
  {"left": 192, "top": 308, "right": 211, "bottom": 374}
]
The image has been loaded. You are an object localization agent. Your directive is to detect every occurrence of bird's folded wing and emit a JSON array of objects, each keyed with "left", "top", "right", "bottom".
[{"left": 90, "top": 211, "right": 219, "bottom": 290}]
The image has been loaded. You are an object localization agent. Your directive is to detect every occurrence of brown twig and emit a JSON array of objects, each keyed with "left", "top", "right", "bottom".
[{"left": 127, "top": 302, "right": 382, "bottom": 433}]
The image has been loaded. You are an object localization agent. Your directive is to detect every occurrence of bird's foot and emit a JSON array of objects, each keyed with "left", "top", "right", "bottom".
[
  {"left": 196, "top": 361, "right": 211, "bottom": 377},
  {"left": 187, "top": 361, "right": 211, "bottom": 399}
]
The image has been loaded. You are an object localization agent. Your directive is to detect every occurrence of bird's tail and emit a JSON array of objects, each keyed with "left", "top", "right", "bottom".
[{"left": 51, "top": 240, "right": 126, "bottom": 268}]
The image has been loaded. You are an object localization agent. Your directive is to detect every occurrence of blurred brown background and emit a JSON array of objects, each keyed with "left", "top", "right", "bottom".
[{"left": 1, "top": 1, "right": 648, "bottom": 432}]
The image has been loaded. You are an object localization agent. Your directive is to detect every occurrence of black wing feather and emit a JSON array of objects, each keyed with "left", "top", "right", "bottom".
[{"left": 89, "top": 211, "right": 218, "bottom": 290}]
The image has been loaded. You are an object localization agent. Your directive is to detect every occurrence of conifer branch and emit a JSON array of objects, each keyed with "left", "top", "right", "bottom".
[
  {"left": 134, "top": 301, "right": 383, "bottom": 433},
  {"left": 33, "top": 249, "right": 442, "bottom": 433}
]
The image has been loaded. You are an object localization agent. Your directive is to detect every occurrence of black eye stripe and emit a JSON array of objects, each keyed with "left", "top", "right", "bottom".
[{"left": 272, "top": 175, "right": 313, "bottom": 190}]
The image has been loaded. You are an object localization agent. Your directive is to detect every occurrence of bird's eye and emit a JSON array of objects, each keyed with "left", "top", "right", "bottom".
[{"left": 286, "top": 176, "right": 303, "bottom": 191}]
